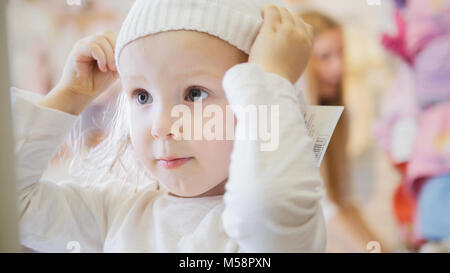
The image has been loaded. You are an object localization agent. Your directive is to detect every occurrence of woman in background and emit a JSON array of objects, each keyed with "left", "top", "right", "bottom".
[{"left": 300, "top": 11, "right": 384, "bottom": 252}]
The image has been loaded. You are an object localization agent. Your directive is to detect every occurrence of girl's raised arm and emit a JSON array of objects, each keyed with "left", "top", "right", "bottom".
[
  {"left": 11, "top": 32, "right": 133, "bottom": 252},
  {"left": 221, "top": 5, "right": 326, "bottom": 253}
]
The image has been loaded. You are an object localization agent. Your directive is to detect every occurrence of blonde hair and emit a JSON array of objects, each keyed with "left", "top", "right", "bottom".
[
  {"left": 60, "top": 85, "right": 159, "bottom": 191},
  {"left": 301, "top": 11, "right": 352, "bottom": 208}
]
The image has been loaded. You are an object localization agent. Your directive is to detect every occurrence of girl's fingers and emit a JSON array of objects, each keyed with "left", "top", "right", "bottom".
[
  {"left": 95, "top": 35, "right": 116, "bottom": 71},
  {"left": 103, "top": 31, "right": 118, "bottom": 47},
  {"left": 261, "top": 4, "right": 281, "bottom": 31},
  {"left": 89, "top": 42, "right": 107, "bottom": 72},
  {"left": 277, "top": 6, "right": 295, "bottom": 26},
  {"left": 294, "top": 14, "right": 314, "bottom": 35},
  {"left": 305, "top": 22, "right": 314, "bottom": 37},
  {"left": 293, "top": 13, "right": 305, "bottom": 28},
  {"left": 102, "top": 31, "right": 118, "bottom": 70}
]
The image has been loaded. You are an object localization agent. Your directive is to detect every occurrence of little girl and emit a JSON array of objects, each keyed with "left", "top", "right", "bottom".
[{"left": 11, "top": 0, "right": 325, "bottom": 252}]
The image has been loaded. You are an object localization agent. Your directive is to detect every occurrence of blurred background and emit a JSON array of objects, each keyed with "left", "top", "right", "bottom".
[{"left": 4, "top": 0, "right": 450, "bottom": 252}]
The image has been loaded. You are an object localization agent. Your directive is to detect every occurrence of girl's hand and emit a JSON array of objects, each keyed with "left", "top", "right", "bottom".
[
  {"left": 249, "top": 4, "right": 314, "bottom": 84},
  {"left": 40, "top": 31, "right": 118, "bottom": 115}
]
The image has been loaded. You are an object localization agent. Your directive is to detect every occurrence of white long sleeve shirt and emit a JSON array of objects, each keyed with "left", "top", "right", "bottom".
[{"left": 12, "top": 62, "right": 326, "bottom": 253}]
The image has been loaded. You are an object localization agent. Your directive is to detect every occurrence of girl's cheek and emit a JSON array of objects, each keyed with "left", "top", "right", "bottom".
[{"left": 129, "top": 112, "right": 152, "bottom": 144}]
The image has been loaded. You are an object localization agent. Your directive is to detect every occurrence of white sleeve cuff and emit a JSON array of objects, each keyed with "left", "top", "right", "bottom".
[{"left": 10, "top": 87, "right": 79, "bottom": 190}]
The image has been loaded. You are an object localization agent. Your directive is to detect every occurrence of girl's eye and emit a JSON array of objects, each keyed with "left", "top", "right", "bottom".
[
  {"left": 185, "top": 87, "right": 209, "bottom": 102},
  {"left": 134, "top": 89, "right": 153, "bottom": 105}
]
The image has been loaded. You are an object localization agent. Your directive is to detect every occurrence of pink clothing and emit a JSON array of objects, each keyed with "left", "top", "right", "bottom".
[
  {"left": 382, "top": 0, "right": 450, "bottom": 62},
  {"left": 407, "top": 0, "right": 450, "bottom": 56},
  {"left": 414, "top": 35, "right": 450, "bottom": 108},
  {"left": 382, "top": 10, "right": 413, "bottom": 64},
  {"left": 407, "top": 102, "right": 450, "bottom": 195},
  {"left": 373, "top": 61, "right": 418, "bottom": 158}
]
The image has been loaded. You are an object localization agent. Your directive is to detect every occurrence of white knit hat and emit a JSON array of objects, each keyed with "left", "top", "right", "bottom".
[{"left": 115, "top": 0, "right": 281, "bottom": 73}]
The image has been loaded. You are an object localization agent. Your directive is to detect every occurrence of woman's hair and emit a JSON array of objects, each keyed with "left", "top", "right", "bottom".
[
  {"left": 301, "top": 11, "right": 352, "bottom": 208},
  {"left": 301, "top": 11, "right": 342, "bottom": 105},
  {"left": 59, "top": 83, "right": 159, "bottom": 191}
]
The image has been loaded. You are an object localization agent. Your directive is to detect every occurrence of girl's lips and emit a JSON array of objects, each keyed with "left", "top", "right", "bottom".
[{"left": 157, "top": 157, "right": 193, "bottom": 169}]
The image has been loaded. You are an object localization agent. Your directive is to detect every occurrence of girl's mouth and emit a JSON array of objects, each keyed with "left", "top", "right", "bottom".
[{"left": 157, "top": 157, "right": 193, "bottom": 169}]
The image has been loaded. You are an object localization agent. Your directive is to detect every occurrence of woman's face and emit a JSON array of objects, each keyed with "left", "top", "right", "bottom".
[
  {"left": 118, "top": 30, "right": 247, "bottom": 198},
  {"left": 310, "top": 28, "right": 343, "bottom": 101}
]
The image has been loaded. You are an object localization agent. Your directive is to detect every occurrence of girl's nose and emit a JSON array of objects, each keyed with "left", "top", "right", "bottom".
[
  {"left": 151, "top": 107, "right": 180, "bottom": 140},
  {"left": 151, "top": 128, "right": 174, "bottom": 140},
  {"left": 151, "top": 119, "right": 174, "bottom": 140}
]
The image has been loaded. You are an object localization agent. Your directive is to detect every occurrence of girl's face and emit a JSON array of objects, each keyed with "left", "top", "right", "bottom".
[
  {"left": 119, "top": 30, "right": 248, "bottom": 197},
  {"left": 310, "top": 28, "right": 343, "bottom": 100}
]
